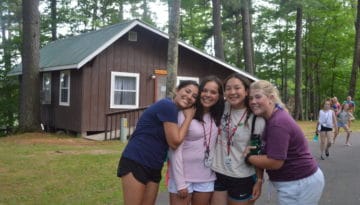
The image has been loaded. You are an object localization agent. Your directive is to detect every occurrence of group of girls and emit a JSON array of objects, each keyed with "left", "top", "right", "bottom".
[{"left": 117, "top": 73, "right": 324, "bottom": 205}]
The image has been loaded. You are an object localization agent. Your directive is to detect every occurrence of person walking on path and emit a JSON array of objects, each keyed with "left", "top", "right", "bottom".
[
  {"left": 117, "top": 81, "right": 199, "bottom": 205},
  {"left": 317, "top": 98, "right": 338, "bottom": 160},
  {"left": 167, "top": 76, "right": 224, "bottom": 205},
  {"left": 331, "top": 97, "right": 341, "bottom": 116},
  {"left": 210, "top": 73, "right": 265, "bottom": 205},
  {"left": 343, "top": 96, "right": 356, "bottom": 128},
  {"left": 334, "top": 103, "right": 352, "bottom": 146},
  {"left": 244, "top": 80, "right": 325, "bottom": 205}
]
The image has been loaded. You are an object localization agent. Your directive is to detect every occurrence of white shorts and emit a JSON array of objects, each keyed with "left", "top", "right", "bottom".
[
  {"left": 271, "top": 168, "right": 325, "bottom": 205},
  {"left": 167, "top": 178, "right": 214, "bottom": 194}
]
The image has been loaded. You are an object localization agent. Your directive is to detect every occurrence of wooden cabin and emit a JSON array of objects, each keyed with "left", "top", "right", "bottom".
[{"left": 10, "top": 19, "right": 257, "bottom": 139}]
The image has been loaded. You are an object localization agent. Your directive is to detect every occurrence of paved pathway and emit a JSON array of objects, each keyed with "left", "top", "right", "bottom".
[{"left": 155, "top": 131, "right": 360, "bottom": 205}]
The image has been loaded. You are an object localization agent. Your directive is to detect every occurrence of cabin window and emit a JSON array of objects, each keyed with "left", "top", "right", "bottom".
[
  {"left": 59, "top": 70, "right": 70, "bottom": 106},
  {"left": 110, "top": 72, "right": 139, "bottom": 109},
  {"left": 41, "top": 73, "right": 51, "bottom": 104},
  {"left": 177, "top": 76, "right": 199, "bottom": 85}
]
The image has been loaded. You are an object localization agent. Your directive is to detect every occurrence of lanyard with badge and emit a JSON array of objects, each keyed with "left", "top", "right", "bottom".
[
  {"left": 202, "top": 119, "right": 213, "bottom": 167},
  {"left": 225, "top": 109, "right": 247, "bottom": 167}
]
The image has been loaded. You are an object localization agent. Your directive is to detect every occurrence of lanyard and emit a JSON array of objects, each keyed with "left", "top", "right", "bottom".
[
  {"left": 202, "top": 118, "right": 213, "bottom": 152},
  {"left": 227, "top": 109, "right": 247, "bottom": 156}
]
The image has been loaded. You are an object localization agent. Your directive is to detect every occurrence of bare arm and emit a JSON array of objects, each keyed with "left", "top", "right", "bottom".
[
  {"left": 164, "top": 107, "right": 195, "bottom": 150},
  {"left": 248, "top": 154, "right": 284, "bottom": 170},
  {"left": 250, "top": 167, "right": 264, "bottom": 201}
]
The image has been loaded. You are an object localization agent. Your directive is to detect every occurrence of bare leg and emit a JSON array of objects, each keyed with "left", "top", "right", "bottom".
[
  {"left": 170, "top": 192, "right": 191, "bottom": 205},
  {"left": 333, "top": 127, "right": 340, "bottom": 144},
  {"left": 142, "top": 181, "right": 160, "bottom": 205},
  {"left": 325, "top": 131, "right": 333, "bottom": 157},
  {"left": 192, "top": 192, "right": 212, "bottom": 205},
  {"left": 344, "top": 125, "right": 351, "bottom": 145},
  {"left": 211, "top": 191, "right": 227, "bottom": 205},
  {"left": 121, "top": 173, "right": 145, "bottom": 205},
  {"left": 319, "top": 132, "right": 326, "bottom": 159}
]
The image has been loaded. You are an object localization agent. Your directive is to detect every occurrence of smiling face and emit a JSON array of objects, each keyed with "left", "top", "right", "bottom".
[
  {"left": 200, "top": 81, "right": 220, "bottom": 112},
  {"left": 224, "top": 77, "right": 248, "bottom": 109},
  {"left": 249, "top": 88, "right": 274, "bottom": 119},
  {"left": 173, "top": 84, "right": 199, "bottom": 109}
]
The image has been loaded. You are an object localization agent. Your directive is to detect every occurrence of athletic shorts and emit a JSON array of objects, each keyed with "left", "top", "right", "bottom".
[
  {"left": 117, "top": 157, "right": 162, "bottom": 184},
  {"left": 320, "top": 125, "right": 332, "bottom": 132},
  {"left": 214, "top": 172, "right": 256, "bottom": 201},
  {"left": 167, "top": 178, "right": 214, "bottom": 193}
]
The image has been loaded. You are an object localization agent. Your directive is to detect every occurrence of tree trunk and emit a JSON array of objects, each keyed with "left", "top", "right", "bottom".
[
  {"left": 20, "top": 0, "right": 41, "bottom": 132},
  {"left": 212, "top": 0, "right": 224, "bottom": 60},
  {"left": 294, "top": 6, "right": 303, "bottom": 120},
  {"left": 349, "top": 0, "right": 360, "bottom": 98},
  {"left": 50, "top": 0, "right": 57, "bottom": 41},
  {"left": 241, "top": 0, "right": 254, "bottom": 74},
  {"left": 166, "top": 0, "right": 181, "bottom": 97}
]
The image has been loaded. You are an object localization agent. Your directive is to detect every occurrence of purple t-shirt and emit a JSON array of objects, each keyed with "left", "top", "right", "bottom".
[{"left": 262, "top": 109, "right": 318, "bottom": 181}]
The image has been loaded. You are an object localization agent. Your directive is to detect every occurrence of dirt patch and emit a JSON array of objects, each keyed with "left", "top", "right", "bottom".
[{"left": 1, "top": 132, "right": 109, "bottom": 146}]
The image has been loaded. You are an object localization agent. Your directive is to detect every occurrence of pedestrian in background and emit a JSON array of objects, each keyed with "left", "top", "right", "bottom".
[
  {"left": 317, "top": 98, "right": 338, "bottom": 160},
  {"left": 334, "top": 103, "right": 352, "bottom": 146},
  {"left": 343, "top": 96, "right": 356, "bottom": 128}
]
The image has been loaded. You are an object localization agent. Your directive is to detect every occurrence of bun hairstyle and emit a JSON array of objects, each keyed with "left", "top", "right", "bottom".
[{"left": 250, "top": 80, "right": 286, "bottom": 110}]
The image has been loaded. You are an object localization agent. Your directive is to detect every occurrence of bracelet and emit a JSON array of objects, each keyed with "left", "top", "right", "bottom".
[{"left": 256, "top": 178, "right": 263, "bottom": 183}]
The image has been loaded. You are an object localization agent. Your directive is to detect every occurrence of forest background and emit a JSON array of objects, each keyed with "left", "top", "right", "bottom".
[{"left": 0, "top": 0, "right": 359, "bottom": 134}]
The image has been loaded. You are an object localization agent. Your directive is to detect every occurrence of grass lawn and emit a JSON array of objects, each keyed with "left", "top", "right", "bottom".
[{"left": 1, "top": 121, "right": 359, "bottom": 204}]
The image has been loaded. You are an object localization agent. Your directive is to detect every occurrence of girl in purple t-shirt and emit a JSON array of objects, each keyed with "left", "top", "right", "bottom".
[{"left": 245, "top": 80, "right": 325, "bottom": 205}]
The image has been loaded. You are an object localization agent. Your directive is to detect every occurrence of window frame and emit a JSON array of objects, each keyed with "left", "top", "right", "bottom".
[
  {"left": 59, "top": 70, "right": 70, "bottom": 106},
  {"left": 110, "top": 72, "right": 140, "bottom": 109},
  {"left": 176, "top": 76, "right": 199, "bottom": 86},
  {"left": 41, "top": 72, "right": 52, "bottom": 104}
]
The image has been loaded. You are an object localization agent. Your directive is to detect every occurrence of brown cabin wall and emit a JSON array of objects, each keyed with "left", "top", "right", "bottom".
[
  {"left": 81, "top": 26, "right": 168, "bottom": 133},
  {"left": 40, "top": 70, "right": 83, "bottom": 133},
  {"left": 34, "top": 23, "right": 248, "bottom": 136}
]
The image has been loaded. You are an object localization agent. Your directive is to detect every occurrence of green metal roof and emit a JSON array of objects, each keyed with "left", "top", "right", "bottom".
[
  {"left": 10, "top": 20, "right": 136, "bottom": 75},
  {"left": 9, "top": 19, "right": 258, "bottom": 81}
]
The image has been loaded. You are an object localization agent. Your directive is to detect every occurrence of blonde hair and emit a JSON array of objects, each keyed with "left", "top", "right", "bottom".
[{"left": 250, "top": 80, "right": 286, "bottom": 109}]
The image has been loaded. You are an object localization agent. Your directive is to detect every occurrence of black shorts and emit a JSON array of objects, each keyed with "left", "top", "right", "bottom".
[
  {"left": 117, "top": 157, "right": 162, "bottom": 184},
  {"left": 320, "top": 125, "right": 332, "bottom": 132},
  {"left": 214, "top": 172, "right": 256, "bottom": 201}
]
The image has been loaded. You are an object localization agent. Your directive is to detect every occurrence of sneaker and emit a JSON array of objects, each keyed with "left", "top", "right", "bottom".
[
  {"left": 345, "top": 143, "right": 352, "bottom": 146},
  {"left": 320, "top": 155, "right": 325, "bottom": 160},
  {"left": 325, "top": 149, "right": 329, "bottom": 157}
]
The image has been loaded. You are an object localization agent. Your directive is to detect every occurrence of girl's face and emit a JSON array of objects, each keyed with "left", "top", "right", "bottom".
[
  {"left": 224, "top": 77, "right": 248, "bottom": 109},
  {"left": 249, "top": 88, "right": 274, "bottom": 119},
  {"left": 323, "top": 101, "right": 331, "bottom": 110},
  {"left": 174, "top": 84, "right": 199, "bottom": 109},
  {"left": 200, "top": 81, "right": 220, "bottom": 112}
]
